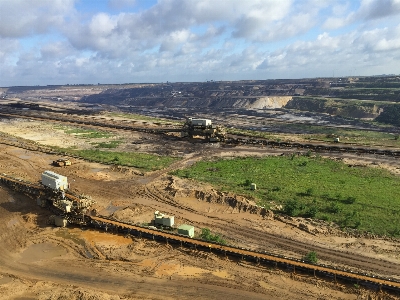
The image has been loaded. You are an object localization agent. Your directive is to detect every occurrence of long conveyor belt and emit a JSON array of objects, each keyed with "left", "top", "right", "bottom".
[
  {"left": 1, "top": 110, "right": 400, "bottom": 157},
  {"left": 88, "top": 215, "right": 400, "bottom": 294}
]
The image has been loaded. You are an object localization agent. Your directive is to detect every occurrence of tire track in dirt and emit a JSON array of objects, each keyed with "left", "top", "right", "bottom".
[
  {"left": 210, "top": 222, "right": 400, "bottom": 276},
  {"left": 137, "top": 180, "right": 400, "bottom": 277}
]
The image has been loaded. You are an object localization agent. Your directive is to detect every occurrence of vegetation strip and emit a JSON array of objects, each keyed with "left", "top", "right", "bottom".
[
  {"left": 0, "top": 132, "right": 179, "bottom": 172},
  {"left": 171, "top": 155, "right": 400, "bottom": 236}
]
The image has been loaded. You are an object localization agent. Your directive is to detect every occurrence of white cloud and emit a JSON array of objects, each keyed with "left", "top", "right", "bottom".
[
  {"left": 1, "top": 0, "right": 400, "bottom": 86},
  {"left": 323, "top": 17, "right": 350, "bottom": 30},
  {"left": 159, "top": 29, "right": 192, "bottom": 52},
  {"left": 0, "top": 38, "right": 19, "bottom": 63},
  {"left": 0, "top": 0, "right": 76, "bottom": 38},
  {"left": 40, "top": 41, "right": 75, "bottom": 60},
  {"left": 357, "top": 0, "right": 400, "bottom": 20},
  {"left": 65, "top": 0, "right": 298, "bottom": 56}
]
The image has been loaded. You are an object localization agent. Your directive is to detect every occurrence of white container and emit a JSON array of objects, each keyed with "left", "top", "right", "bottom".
[
  {"left": 41, "top": 170, "right": 68, "bottom": 190},
  {"left": 178, "top": 224, "right": 194, "bottom": 238},
  {"left": 162, "top": 215, "right": 174, "bottom": 227},
  {"left": 191, "top": 119, "right": 211, "bottom": 127}
]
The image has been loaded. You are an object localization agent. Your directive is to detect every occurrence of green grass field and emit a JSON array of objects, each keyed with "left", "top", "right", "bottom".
[
  {"left": 171, "top": 155, "right": 400, "bottom": 236},
  {"left": 54, "top": 147, "right": 179, "bottom": 171},
  {"left": 54, "top": 125, "right": 113, "bottom": 139}
]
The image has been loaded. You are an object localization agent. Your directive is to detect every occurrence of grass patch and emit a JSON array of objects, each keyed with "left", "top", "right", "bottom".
[
  {"left": 171, "top": 155, "right": 400, "bottom": 236},
  {"left": 53, "top": 125, "right": 113, "bottom": 139},
  {"left": 200, "top": 228, "right": 227, "bottom": 245},
  {"left": 229, "top": 124, "right": 400, "bottom": 148},
  {"left": 93, "top": 140, "right": 124, "bottom": 149},
  {"left": 299, "top": 127, "right": 400, "bottom": 147},
  {"left": 54, "top": 147, "right": 179, "bottom": 171}
]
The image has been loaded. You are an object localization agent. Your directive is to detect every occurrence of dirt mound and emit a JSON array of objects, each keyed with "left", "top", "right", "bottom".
[
  {"left": 39, "top": 288, "right": 122, "bottom": 300},
  {"left": 109, "top": 165, "right": 144, "bottom": 176},
  {"left": 247, "top": 96, "right": 292, "bottom": 109},
  {"left": 112, "top": 204, "right": 154, "bottom": 224},
  {"left": 165, "top": 176, "right": 274, "bottom": 219}
]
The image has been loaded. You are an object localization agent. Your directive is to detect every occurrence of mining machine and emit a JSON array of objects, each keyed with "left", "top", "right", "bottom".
[
  {"left": 0, "top": 171, "right": 95, "bottom": 227},
  {"left": 52, "top": 158, "right": 72, "bottom": 167},
  {"left": 180, "top": 118, "right": 226, "bottom": 142}
]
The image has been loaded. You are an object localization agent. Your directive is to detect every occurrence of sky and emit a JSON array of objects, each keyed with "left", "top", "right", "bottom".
[{"left": 1, "top": 0, "right": 400, "bottom": 87}]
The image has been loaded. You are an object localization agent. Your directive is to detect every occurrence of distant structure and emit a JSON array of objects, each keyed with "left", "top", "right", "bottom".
[
  {"left": 181, "top": 118, "right": 226, "bottom": 142},
  {"left": 41, "top": 170, "right": 68, "bottom": 190},
  {"left": 178, "top": 224, "right": 194, "bottom": 238},
  {"left": 154, "top": 211, "right": 174, "bottom": 227}
]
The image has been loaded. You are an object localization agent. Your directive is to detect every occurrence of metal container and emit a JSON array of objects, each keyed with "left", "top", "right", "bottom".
[
  {"left": 162, "top": 215, "right": 174, "bottom": 227},
  {"left": 178, "top": 224, "right": 194, "bottom": 238},
  {"left": 41, "top": 170, "right": 68, "bottom": 191},
  {"left": 191, "top": 119, "right": 211, "bottom": 127},
  {"left": 154, "top": 211, "right": 175, "bottom": 227}
]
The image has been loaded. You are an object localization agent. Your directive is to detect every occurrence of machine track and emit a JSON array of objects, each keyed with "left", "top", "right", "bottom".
[{"left": 210, "top": 222, "right": 399, "bottom": 276}]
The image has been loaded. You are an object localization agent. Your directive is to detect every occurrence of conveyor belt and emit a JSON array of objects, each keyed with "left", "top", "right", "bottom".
[
  {"left": 89, "top": 215, "right": 400, "bottom": 293},
  {"left": 1, "top": 110, "right": 400, "bottom": 157}
]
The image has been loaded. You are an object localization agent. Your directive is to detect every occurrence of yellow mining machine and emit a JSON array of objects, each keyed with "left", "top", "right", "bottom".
[{"left": 52, "top": 158, "right": 72, "bottom": 167}]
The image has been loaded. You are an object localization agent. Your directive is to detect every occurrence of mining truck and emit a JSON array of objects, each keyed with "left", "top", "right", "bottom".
[
  {"left": 53, "top": 158, "right": 72, "bottom": 167},
  {"left": 181, "top": 118, "right": 226, "bottom": 142}
]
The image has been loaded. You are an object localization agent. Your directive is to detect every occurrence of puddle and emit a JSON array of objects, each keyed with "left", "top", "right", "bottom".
[
  {"left": 277, "top": 113, "right": 315, "bottom": 122},
  {"left": 90, "top": 168, "right": 104, "bottom": 173},
  {"left": 55, "top": 229, "right": 86, "bottom": 247},
  {"left": 19, "top": 243, "right": 67, "bottom": 264},
  {"left": 8, "top": 196, "right": 15, "bottom": 203},
  {"left": 84, "top": 250, "right": 94, "bottom": 258},
  {"left": 137, "top": 177, "right": 151, "bottom": 185},
  {"left": 0, "top": 275, "right": 13, "bottom": 285}
]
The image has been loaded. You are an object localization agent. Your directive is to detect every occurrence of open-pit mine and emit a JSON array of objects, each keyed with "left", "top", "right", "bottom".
[{"left": 1, "top": 79, "right": 400, "bottom": 300}]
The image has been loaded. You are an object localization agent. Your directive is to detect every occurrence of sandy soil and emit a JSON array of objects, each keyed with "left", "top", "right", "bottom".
[{"left": 0, "top": 116, "right": 399, "bottom": 299}]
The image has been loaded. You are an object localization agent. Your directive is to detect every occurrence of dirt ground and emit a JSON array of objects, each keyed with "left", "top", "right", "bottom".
[{"left": 0, "top": 117, "right": 399, "bottom": 299}]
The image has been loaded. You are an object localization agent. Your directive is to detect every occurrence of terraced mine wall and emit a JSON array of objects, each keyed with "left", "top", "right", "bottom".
[{"left": 285, "top": 97, "right": 382, "bottom": 118}]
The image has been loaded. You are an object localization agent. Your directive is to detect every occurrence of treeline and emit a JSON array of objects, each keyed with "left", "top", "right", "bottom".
[{"left": 375, "top": 105, "right": 400, "bottom": 126}]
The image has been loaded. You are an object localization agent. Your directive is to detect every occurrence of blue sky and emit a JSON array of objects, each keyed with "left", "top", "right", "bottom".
[{"left": 1, "top": 0, "right": 400, "bottom": 86}]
